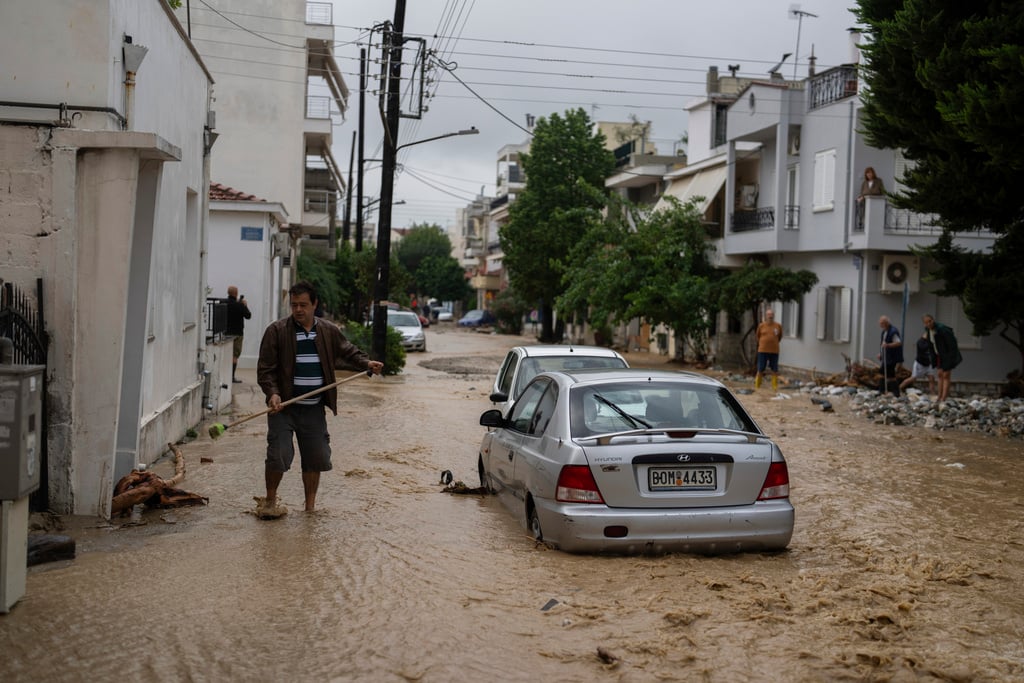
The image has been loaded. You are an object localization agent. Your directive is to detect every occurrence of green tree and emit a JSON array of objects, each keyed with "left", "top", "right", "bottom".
[
  {"left": 491, "top": 288, "right": 531, "bottom": 335},
  {"left": 559, "top": 197, "right": 718, "bottom": 358},
  {"left": 500, "top": 108, "right": 615, "bottom": 342},
  {"left": 297, "top": 250, "right": 344, "bottom": 315},
  {"left": 857, "top": 0, "right": 1024, "bottom": 369},
  {"left": 715, "top": 264, "right": 818, "bottom": 367},
  {"left": 416, "top": 254, "right": 470, "bottom": 304},
  {"left": 396, "top": 223, "right": 452, "bottom": 277}
]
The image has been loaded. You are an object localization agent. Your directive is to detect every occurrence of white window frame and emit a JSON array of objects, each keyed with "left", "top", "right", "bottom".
[
  {"left": 772, "top": 299, "right": 802, "bottom": 339},
  {"left": 813, "top": 149, "right": 836, "bottom": 212},
  {"left": 815, "top": 286, "right": 851, "bottom": 342}
]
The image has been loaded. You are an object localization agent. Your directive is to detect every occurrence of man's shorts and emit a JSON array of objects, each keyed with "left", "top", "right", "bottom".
[
  {"left": 757, "top": 352, "right": 780, "bottom": 373},
  {"left": 911, "top": 361, "right": 937, "bottom": 379},
  {"left": 232, "top": 335, "right": 244, "bottom": 358},
  {"left": 265, "top": 403, "right": 332, "bottom": 473}
]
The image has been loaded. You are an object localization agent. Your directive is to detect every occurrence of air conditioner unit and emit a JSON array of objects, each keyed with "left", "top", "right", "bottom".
[
  {"left": 788, "top": 133, "right": 801, "bottom": 155},
  {"left": 880, "top": 254, "right": 920, "bottom": 293},
  {"left": 272, "top": 232, "right": 289, "bottom": 256}
]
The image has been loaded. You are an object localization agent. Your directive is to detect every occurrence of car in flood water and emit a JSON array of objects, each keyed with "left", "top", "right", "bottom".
[
  {"left": 477, "top": 368, "right": 793, "bottom": 554},
  {"left": 490, "top": 344, "right": 627, "bottom": 417}
]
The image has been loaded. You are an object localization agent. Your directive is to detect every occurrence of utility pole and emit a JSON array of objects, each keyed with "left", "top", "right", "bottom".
[
  {"left": 355, "top": 46, "right": 367, "bottom": 253},
  {"left": 372, "top": 0, "right": 406, "bottom": 362}
]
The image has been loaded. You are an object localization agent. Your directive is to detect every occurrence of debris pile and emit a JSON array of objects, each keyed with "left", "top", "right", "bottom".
[{"left": 797, "top": 384, "right": 1024, "bottom": 438}]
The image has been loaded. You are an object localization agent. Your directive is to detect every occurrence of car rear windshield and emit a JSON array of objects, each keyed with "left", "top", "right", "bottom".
[
  {"left": 569, "top": 381, "right": 759, "bottom": 438},
  {"left": 388, "top": 312, "right": 421, "bottom": 327},
  {"left": 514, "top": 356, "right": 627, "bottom": 398}
]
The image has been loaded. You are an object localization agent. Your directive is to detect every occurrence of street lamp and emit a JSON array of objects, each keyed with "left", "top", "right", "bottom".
[
  {"left": 396, "top": 127, "right": 479, "bottom": 151},
  {"left": 372, "top": 126, "right": 479, "bottom": 362}
]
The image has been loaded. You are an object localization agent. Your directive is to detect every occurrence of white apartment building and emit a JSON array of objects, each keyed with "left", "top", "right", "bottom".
[{"left": 177, "top": 0, "right": 349, "bottom": 319}]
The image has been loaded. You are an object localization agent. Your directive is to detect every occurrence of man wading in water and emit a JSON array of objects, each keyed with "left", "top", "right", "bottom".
[{"left": 256, "top": 281, "right": 382, "bottom": 517}]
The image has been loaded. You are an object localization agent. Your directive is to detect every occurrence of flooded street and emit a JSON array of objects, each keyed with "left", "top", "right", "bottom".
[{"left": 2, "top": 326, "right": 1023, "bottom": 682}]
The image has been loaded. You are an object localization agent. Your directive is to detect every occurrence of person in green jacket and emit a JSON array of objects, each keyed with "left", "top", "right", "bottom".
[{"left": 923, "top": 314, "right": 962, "bottom": 403}]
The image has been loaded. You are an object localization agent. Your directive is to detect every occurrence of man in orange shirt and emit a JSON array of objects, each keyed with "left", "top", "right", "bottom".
[{"left": 755, "top": 308, "right": 783, "bottom": 391}]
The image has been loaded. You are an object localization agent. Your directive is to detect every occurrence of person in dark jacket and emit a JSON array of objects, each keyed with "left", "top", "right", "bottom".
[
  {"left": 877, "top": 315, "right": 903, "bottom": 396},
  {"left": 257, "top": 281, "right": 383, "bottom": 513},
  {"left": 923, "top": 314, "right": 962, "bottom": 403},
  {"left": 225, "top": 286, "right": 251, "bottom": 383},
  {"left": 899, "top": 334, "right": 937, "bottom": 395}
]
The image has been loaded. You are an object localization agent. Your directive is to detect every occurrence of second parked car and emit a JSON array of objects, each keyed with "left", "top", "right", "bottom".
[
  {"left": 458, "top": 309, "right": 496, "bottom": 327},
  {"left": 490, "top": 345, "right": 628, "bottom": 416}
]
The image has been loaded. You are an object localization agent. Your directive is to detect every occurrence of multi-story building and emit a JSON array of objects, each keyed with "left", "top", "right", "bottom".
[
  {"left": 178, "top": 0, "right": 348, "bottom": 322},
  {"left": 0, "top": 0, "right": 213, "bottom": 515},
  {"left": 707, "top": 33, "right": 1015, "bottom": 384},
  {"left": 478, "top": 141, "right": 530, "bottom": 308}
]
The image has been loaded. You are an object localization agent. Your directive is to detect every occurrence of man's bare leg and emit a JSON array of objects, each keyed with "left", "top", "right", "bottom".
[
  {"left": 266, "top": 467, "right": 284, "bottom": 505},
  {"left": 302, "top": 471, "right": 321, "bottom": 511}
]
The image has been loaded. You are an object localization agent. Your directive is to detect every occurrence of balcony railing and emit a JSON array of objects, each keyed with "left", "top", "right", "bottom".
[
  {"left": 732, "top": 207, "right": 775, "bottom": 232},
  {"left": 205, "top": 297, "right": 228, "bottom": 343},
  {"left": 784, "top": 205, "right": 799, "bottom": 230},
  {"left": 853, "top": 198, "right": 944, "bottom": 235},
  {"left": 808, "top": 66, "right": 859, "bottom": 111},
  {"left": 304, "top": 189, "right": 336, "bottom": 213},
  {"left": 884, "top": 204, "right": 942, "bottom": 234},
  {"left": 306, "top": 2, "right": 332, "bottom": 25},
  {"left": 306, "top": 95, "right": 331, "bottom": 119}
]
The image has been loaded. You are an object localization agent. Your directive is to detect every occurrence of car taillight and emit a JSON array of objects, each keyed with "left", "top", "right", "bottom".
[
  {"left": 757, "top": 461, "right": 790, "bottom": 500},
  {"left": 556, "top": 465, "right": 605, "bottom": 503}
]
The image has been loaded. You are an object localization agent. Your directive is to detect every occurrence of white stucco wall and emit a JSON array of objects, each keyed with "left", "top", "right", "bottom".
[
  {"left": 183, "top": 0, "right": 307, "bottom": 222},
  {"left": 0, "top": 0, "right": 213, "bottom": 515},
  {"left": 207, "top": 206, "right": 286, "bottom": 368}
]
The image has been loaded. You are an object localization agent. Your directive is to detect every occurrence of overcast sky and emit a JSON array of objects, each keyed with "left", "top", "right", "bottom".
[{"left": 327, "top": 1, "right": 861, "bottom": 231}]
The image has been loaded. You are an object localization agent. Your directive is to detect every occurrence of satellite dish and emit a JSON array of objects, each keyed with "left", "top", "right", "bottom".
[{"left": 886, "top": 261, "right": 908, "bottom": 284}]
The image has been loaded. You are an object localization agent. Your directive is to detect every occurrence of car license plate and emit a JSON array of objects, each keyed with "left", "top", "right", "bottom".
[{"left": 648, "top": 467, "right": 716, "bottom": 491}]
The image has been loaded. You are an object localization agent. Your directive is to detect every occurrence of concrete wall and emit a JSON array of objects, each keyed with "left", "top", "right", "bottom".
[{"left": 0, "top": 0, "right": 212, "bottom": 515}]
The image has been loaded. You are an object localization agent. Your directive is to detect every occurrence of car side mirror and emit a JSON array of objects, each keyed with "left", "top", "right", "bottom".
[
  {"left": 479, "top": 409, "right": 505, "bottom": 428},
  {"left": 488, "top": 390, "right": 508, "bottom": 403}
]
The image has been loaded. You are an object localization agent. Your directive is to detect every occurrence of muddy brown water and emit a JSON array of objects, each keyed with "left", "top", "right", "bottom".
[{"left": 2, "top": 328, "right": 1022, "bottom": 682}]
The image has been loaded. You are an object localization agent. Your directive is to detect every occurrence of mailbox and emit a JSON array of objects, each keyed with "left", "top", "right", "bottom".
[{"left": 0, "top": 365, "right": 45, "bottom": 500}]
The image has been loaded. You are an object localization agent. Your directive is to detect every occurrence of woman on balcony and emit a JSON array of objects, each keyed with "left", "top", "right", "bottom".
[{"left": 856, "top": 167, "right": 885, "bottom": 228}]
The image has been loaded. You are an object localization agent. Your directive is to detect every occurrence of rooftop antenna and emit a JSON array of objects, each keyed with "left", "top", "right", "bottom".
[
  {"left": 727, "top": 64, "right": 740, "bottom": 77},
  {"left": 789, "top": 4, "right": 819, "bottom": 80},
  {"left": 768, "top": 53, "right": 792, "bottom": 76}
]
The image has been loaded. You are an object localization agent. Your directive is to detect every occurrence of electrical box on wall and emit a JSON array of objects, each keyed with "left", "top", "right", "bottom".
[
  {"left": 880, "top": 254, "right": 920, "bottom": 293},
  {"left": 0, "top": 365, "right": 44, "bottom": 500}
]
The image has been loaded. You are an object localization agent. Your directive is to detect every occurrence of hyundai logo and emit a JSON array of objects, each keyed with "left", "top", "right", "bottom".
[{"left": 676, "top": 454, "right": 690, "bottom": 462}]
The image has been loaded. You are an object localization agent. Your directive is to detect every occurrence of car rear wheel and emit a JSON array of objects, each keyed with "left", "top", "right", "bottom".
[{"left": 528, "top": 503, "right": 543, "bottom": 541}]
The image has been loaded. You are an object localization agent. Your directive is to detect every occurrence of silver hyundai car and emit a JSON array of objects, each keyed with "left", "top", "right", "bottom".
[{"left": 477, "top": 368, "right": 793, "bottom": 554}]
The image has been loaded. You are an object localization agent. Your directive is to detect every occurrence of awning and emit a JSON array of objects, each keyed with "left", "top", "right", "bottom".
[
  {"left": 686, "top": 167, "right": 727, "bottom": 214},
  {"left": 653, "top": 165, "right": 726, "bottom": 215},
  {"left": 652, "top": 175, "right": 694, "bottom": 213}
]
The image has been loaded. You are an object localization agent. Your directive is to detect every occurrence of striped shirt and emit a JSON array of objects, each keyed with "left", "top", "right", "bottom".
[{"left": 293, "top": 320, "right": 325, "bottom": 405}]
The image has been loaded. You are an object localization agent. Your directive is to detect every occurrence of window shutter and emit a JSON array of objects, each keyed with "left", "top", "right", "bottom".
[
  {"left": 839, "top": 287, "right": 852, "bottom": 342},
  {"left": 816, "top": 287, "right": 827, "bottom": 340}
]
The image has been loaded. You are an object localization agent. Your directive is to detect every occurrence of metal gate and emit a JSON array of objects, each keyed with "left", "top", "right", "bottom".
[{"left": 0, "top": 278, "right": 49, "bottom": 510}]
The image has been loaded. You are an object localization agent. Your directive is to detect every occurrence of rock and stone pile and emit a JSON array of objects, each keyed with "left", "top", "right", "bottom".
[{"left": 794, "top": 383, "right": 1024, "bottom": 438}]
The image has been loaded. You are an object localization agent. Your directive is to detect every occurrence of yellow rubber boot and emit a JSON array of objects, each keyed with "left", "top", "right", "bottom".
[
  {"left": 771, "top": 375, "right": 778, "bottom": 392},
  {"left": 754, "top": 373, "right": 762, "bottom": 389}
]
